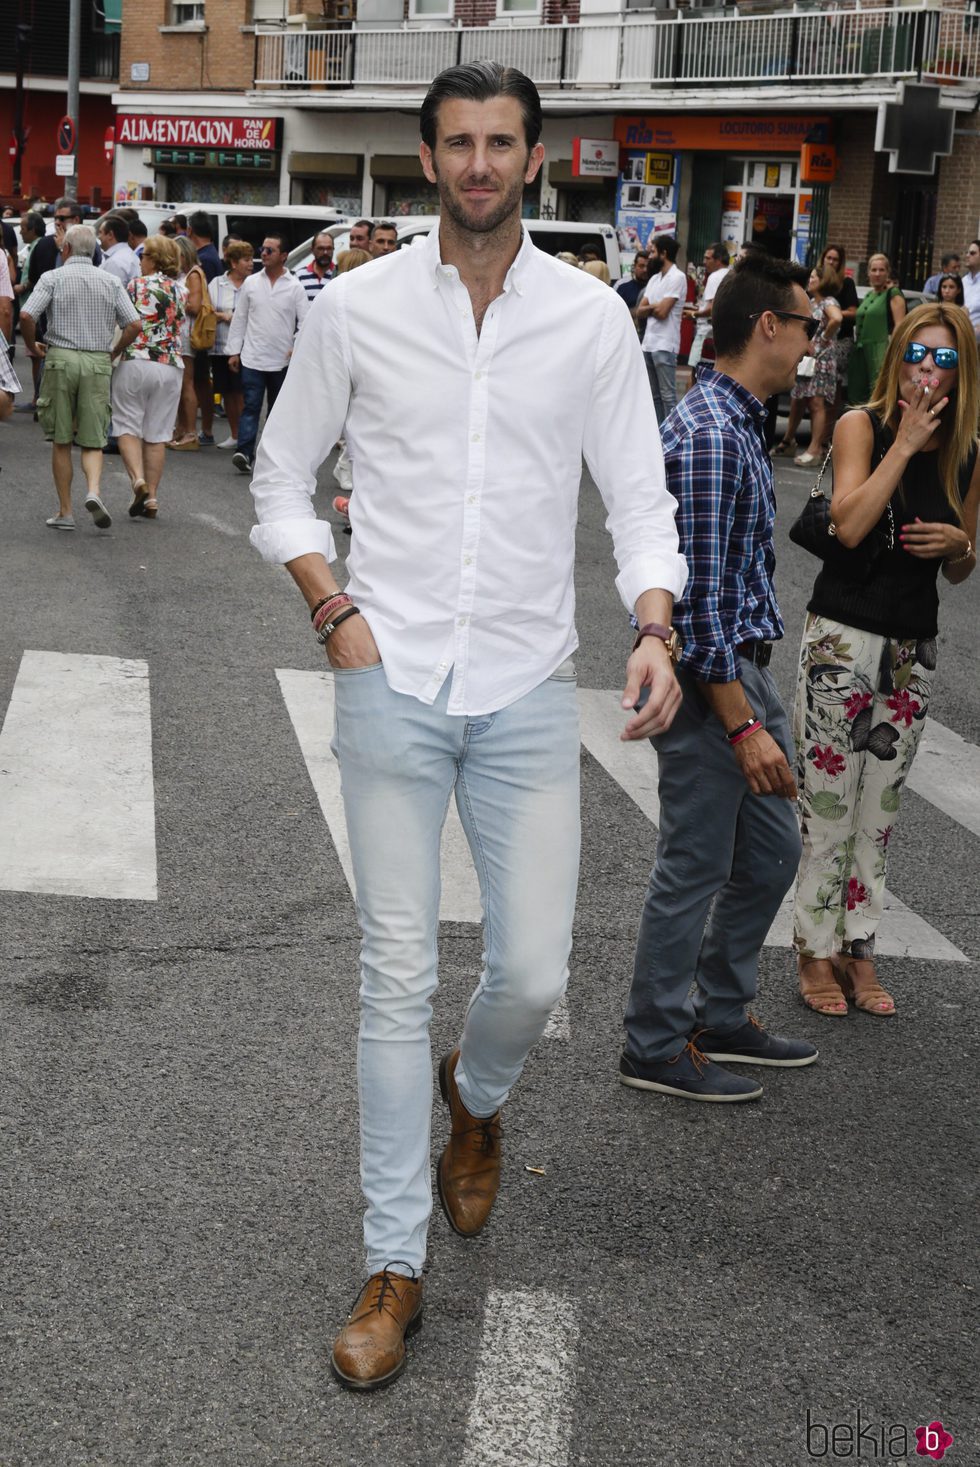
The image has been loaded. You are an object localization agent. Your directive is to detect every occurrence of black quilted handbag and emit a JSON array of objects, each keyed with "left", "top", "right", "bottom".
[{"left": 788, "top": 411, "right": 895, "bottom": 578}]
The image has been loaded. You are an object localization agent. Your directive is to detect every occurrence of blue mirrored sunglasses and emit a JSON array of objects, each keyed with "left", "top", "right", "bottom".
[{"left": 903, "top": 342, "right": 958, "bottom": 368}]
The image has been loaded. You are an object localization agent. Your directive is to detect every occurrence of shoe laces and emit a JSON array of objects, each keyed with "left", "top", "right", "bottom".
[
  {"left": 672, "top": 1039, "right": 709, "bottom": 1076},
  {"left": 462, "top": 1114, "right": 502, "bottom": 1156},
  {"left": 357, "top": 1264, "right": 418, "bottom": 1321}
]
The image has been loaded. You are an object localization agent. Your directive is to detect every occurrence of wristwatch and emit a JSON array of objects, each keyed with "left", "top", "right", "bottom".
[{"left": 633, "top": 622, "right": 680, "bottom": 661}]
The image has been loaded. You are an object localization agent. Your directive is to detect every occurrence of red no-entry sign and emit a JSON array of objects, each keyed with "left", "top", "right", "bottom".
[{"left": 57, "top": 115, "right": 75, "bottom": 154}]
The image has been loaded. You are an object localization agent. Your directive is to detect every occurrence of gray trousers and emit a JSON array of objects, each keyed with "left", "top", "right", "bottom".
[
  {"left": 644, "top": 349, "right": 678, "bottom": 425},
  {"left": 624, "top": 660, "right": 802, "bottom": 1062}
]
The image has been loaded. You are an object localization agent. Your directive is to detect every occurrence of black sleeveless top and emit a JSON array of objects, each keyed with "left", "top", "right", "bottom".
[{"left": 808, "top": 431, "right": 977, "bottom": 641}]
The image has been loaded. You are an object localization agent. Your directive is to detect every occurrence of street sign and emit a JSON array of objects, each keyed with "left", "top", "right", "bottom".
[
  {"left": 55, "top": 154, "right": 75, "bottom": 177},
  {"left": 57, "top": 115, "right": 75, "bottom": 154},
  {"left": 104, "top": 126, "right": 116, "bottom": 162}
]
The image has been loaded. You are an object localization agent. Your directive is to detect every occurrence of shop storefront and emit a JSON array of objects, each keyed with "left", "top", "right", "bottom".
[
  {"left": 612, "top": 113, "right": 831, "bottom": 266},
  {"left": 115, "top": 113, "right": 284, "bottom": 206}
]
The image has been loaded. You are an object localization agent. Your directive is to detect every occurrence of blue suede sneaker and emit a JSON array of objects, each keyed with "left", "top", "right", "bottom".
[
  {"left": 696, "top": 1015, "right": 818, "bottom": 1068},
  {"left": 619, "top": 1042, "right": 763, "bottom": 1102}
]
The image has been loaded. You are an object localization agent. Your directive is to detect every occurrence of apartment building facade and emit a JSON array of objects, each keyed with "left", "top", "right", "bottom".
[{"left": 4, "top": 1, "right": 976, "bottom": 285}]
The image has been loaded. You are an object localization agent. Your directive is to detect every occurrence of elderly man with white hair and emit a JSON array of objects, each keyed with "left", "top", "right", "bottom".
[{"left": 20, "top": 223, "right": 140, "bottom": 531}]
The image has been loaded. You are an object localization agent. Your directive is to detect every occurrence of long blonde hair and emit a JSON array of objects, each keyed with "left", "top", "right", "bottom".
[{"left": 866, "top": 303, "right": 979, "bottom": 523}]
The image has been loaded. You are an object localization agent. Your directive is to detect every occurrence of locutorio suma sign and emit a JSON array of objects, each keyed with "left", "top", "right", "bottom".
[{"left": 116, "top": 115, "right": 282, "bottom": 150}]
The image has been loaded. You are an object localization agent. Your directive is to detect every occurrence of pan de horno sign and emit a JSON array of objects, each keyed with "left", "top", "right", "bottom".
[
  {"left": 572, "top": 138, "right": 620, "bottom": 178},
  {"left": 116, "top": 115, "right": 282, "bottom": 150}
]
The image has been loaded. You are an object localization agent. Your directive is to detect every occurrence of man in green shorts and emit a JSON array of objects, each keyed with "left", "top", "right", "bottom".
[{"left": 20, "top": 224, "right": 140, "bottom": 531}]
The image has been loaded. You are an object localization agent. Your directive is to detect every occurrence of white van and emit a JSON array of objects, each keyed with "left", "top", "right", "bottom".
[
  {"left": 287, "top": 216, "right": 620, "bottom": 279},
  {"left": 126, "top": 203, "right": 353, "bottom": 262}
]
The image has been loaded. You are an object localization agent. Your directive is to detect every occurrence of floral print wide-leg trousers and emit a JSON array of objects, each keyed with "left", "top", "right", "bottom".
[{"left": 792, "top": 613, "right": 935, "bottom": 960}]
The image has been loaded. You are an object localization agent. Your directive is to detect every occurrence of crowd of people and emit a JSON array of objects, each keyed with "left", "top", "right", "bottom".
[
  {"left": 2, "top": 77, "right": 979, "bottom": 1392},
  {"left": 0, "top": 203, "right": 399, "bottom": 524}
]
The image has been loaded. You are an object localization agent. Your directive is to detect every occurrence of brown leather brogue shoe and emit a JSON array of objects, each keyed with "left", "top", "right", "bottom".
[
  {"left": 436, "top": 1048, "right": 502, "bottom": 1238},
  {"left": 330, "top": 1266, "right": 423, "bottom": 1391}
]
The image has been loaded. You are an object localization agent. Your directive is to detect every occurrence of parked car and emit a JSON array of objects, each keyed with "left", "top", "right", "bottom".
[{"left": 287, "top": 216, "right": 621, "bottom": 280}]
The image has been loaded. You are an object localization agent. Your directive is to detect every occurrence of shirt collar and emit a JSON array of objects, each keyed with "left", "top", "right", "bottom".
[
  {"left": 423, "top": 221, "right": 534, "bottom": 298},
  {"left": 64, "top": 256, "right": 94, "bottom": 268},
  {"left": 697, "top": 365, "right": 768, "bottom": 424}
]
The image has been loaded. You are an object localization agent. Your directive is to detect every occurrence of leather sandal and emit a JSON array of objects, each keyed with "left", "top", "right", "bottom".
[
  {"left": 142, "top": 498, "right": 158, "bottom": 519},
  {"left": 838, "top": 957, "right": 895, "bottom": 1016},
  {"left": 128, "top": 479, "right": 149, "bottom": 517},
  {"left": 798, "top": 956, "right": 847, "bottom": 1016},
  {"left": 770, "top": 439, "right": 797, "bottom": 456}
]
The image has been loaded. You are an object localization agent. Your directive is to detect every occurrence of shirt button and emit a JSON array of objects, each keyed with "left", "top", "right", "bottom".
[
  {"left": 468, "top": 495, "right": 477, "bottom": 504},
  {"left": 463, "top": 556, "right": 472, "bottom": 566},
  {"left": 458, "top": 617, "right": 467, "bottom": 627},
  {"left": 474, "top": 371, "right": 483, "bottom": 380},
  {"left": 471, "top": 433, "right": 481, "bottom": 443}
]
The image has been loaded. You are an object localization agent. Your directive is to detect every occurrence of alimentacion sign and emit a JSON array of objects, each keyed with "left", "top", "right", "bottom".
[{"left": 116, "top": 116, "right": 281, "bottom": 150}]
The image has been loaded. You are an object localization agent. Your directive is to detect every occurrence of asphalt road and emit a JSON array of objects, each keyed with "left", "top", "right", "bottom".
[{"left": 1, "top": 355, "right": 976, "bottom": 1467}]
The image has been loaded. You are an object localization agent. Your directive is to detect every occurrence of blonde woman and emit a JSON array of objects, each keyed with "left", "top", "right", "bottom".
[
  {"left": 111, "top": 233, "right": 186, "bottom": 519},
  {"left": 582, "top": 259, "right": 611, "bottom": 285},
  {"left": 847, "top": 253, "right": 906, "bottom": 403},
  {"left": 794, "top": 304, "right": 979, "bottom": 1017},
  {"left": 169, "top": 235, "right": 207, "bottom": 450},
  {"left": 335, "top": 248, "right": 373, "bottom": 274}
]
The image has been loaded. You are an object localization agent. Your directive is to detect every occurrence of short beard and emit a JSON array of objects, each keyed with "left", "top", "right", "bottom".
[{"left": 433, "top": 162, "right": 528, "bottom": 238}]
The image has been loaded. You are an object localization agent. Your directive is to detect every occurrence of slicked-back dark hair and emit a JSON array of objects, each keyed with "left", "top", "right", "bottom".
[
  {"left": 711, "top": 252, "right": 809, "bottom": 360},
  {"left": 420, "top": 60, "right": 543, "bottom": 152},
  {"left": 100, "top": 214, "right": 129, "bottom": 244}
]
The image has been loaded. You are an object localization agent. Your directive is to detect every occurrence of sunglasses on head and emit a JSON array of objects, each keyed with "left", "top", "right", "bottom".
[
  {"left": 903, "top": 342, "right": 958, "bottom": 368},
  {"left": 749, "top": 310, "right": 819, "bottom": 341}
]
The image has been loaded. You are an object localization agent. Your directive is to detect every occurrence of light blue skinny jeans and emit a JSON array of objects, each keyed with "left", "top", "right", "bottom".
[{"left": 331, "top": 659, "right": 581, "bottom": 1276}]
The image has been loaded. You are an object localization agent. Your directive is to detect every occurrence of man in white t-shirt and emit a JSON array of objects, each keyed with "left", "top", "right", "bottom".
[
  {"left": 638, "top": 234, "right": 687, "bottom": 424},
  {"left": 686, "top": 242, "right": 730, "bottom": 381}
]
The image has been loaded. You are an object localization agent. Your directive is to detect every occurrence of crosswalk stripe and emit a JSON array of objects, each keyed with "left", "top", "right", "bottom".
[
  {"left": 275, "top": 669, "right": 483, "bottom": 922},
  {"left": 459, "top": 1290, "right": 579, "bottom": 1467},
  {"left": 0, "top": 651, "right": 156, "bottom": 901},
  {"left": 577, "top": 689, "right": 968, "bottom": 963},
  {"left": 906, "top": 717, "right": 980, "bottom": 841}
]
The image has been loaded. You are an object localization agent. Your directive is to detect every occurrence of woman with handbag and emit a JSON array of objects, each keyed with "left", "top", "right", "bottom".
[
  {"left": 793, "top": 304, "right": 980, "bottom": 1016},
  {"left": 846, "top": 253, "right": 906, "bottom": 404},
  {"left": 772, "top": 267, "right": 841, "bottom": 464}
]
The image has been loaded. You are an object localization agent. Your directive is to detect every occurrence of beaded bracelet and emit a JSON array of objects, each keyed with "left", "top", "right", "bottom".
[
  {"left": 946, "top": 540, "right": 974, "bottom": 566},
  {"left": 728, "top": 720, "right": 763, "bottom": 747}
]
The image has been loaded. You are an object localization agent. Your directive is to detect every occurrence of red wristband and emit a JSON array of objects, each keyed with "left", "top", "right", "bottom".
[{"left": 728, "top": 720, "right": 762, "bottom": 746}]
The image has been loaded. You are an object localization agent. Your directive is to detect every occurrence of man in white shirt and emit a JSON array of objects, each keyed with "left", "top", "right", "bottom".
[
  {"left": 227, "top": 232, "right": 308, "bottom": 473},
  {"left": 962, "top": 240, "right": 980, "bottom": 344},
  {"left": 249, "top": 61, "right": 686, "bottom": 1391},
  {"left": 98, "top": 215, "right": 141, "bottom": 288},
  {"left": 638, "top": 234, "right": 687, "bottom": 423},
  {"left": 685, "top": 241, "right": 730, "bottom": 381}
]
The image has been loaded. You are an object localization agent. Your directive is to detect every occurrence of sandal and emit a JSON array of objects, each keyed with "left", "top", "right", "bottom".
[
  {"left": 770, "top": 439, "right": 797, "bottom": 456},
  {"left": 798, "top": 956, "right": 847, "bottom": 1016},
  {"left": 128, "top": 479, "right": 148, "bottom": 518},
  {"left": 142, "top": 498, "right": 158, "bottom": 519},
  {"left": 838, "top": 957, "right": 895, "bottom": 1016}
]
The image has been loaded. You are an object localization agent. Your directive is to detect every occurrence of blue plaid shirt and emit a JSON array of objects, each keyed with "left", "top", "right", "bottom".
[{"left": 662, "top": 367, "right": 783, "bottom": 683}]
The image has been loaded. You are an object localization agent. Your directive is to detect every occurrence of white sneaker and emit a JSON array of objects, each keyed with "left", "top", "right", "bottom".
[
  {"left": 217, "top": 437, "right": 238, "bottom": 450},
  {"left": 85, "top": 494, "right": 112, "bottom": 529},
  {"left": 46, "top": 514, "right": 76, "bottom": 531}
]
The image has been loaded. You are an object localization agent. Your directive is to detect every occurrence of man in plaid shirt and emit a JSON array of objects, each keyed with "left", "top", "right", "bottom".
[
  {"left": 21, "top": 224, "right": 139, "bottom": 532},
  {"left": 621, "top": 252, "right": 819, "bottom": 1102}
]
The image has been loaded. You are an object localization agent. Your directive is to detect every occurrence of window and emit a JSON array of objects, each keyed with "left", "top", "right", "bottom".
[
  {"left": 251, "top": 0, "right": 288, "bottom": 19},
  {"left": 410, "top": 0, "right": 453, "bottom": 16},
  {"left": 497, "top": 0, "right": 540, "bottom": 12},
  {"left": 171, "top": 0, "right": 205, "bottom": 24}
]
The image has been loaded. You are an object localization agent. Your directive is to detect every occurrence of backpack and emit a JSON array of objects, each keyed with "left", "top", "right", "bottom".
[{"left": 189, "top": 267, "right": 217, "bottom": 352}]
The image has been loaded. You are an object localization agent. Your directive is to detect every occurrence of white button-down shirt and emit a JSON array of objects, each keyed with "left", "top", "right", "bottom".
[
  {"left": 250, "top": 228, "right": 687, "bottom": 717},
  {"left": 225, "top": 268, "right": 309, "bottom": 371},
  {"left": 101, "top": 240, "right": 141, "bottom": 287},
  {"left": 963, "top": 268, "right": 980, "bottom": 338}
]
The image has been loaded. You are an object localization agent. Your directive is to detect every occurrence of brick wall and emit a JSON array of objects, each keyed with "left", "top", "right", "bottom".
[
  {"left": 935, "top": 114, "right": 980, "bottom": 256},
  {"left": 826, "top": 113, "right": 880, "bottom": 273},
  {"left": 121, "top": 0, "right": 255, "bottom": 93}
]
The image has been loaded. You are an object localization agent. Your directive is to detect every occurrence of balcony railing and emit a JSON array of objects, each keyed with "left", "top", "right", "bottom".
[{"left": 253, "top": 3, "right": 979, "bottom": 92}]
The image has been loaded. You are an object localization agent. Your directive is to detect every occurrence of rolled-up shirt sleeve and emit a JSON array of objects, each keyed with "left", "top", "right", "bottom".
[
  {"left": 582, "top": 294, "right": 688, "bottom": 611},
  {"left": 20, "top": 272, "right": 53, "bottom": 322},
  {"left": 248, "top": 284, "right": 352, "bottom": 566},
  {"left": 670, "top": 428, "right": 740, "bottom": 683}
]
